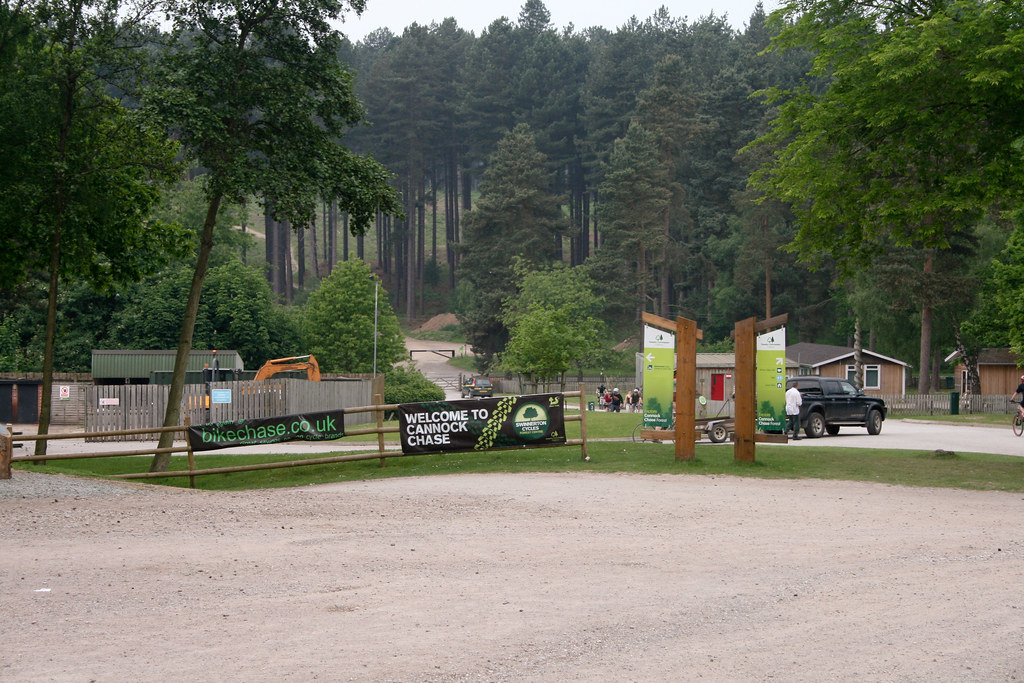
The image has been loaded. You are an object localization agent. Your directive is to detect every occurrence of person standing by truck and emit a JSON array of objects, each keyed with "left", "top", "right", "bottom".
[{"left": 785, "top": 383, "right": 803, "bottom": 440}]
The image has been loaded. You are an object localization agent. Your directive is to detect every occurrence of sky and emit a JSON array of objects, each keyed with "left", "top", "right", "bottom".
[{"left": 339, "top": 0, "right": 780, "bottom": 42}]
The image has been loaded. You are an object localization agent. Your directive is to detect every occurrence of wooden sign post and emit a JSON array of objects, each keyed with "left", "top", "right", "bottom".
[
  {"left": 732, "top": 314, "right": 789, "bottom": 463},
  {"left": 642, "top": 312, "right": 701, "bottom": 461}
]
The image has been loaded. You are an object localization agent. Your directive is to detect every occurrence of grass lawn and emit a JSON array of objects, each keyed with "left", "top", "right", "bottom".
[
  {"left": 16, "top": 409, "right": 1024, "bottom": 494},
  {"left": 895, "top": 413, "right": 1014, "bottom": 427}
]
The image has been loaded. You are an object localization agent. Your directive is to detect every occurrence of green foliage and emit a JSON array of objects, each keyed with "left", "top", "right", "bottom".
[
  {"left": 107, "top": 260, "right": 301, "bottom": 368},
  {"left": 303, "top": 260, "right": 405, "bottom": 373},
  {"left": 383, "top": 365, "right": 445, "bottom": 407},
  {"left": 750, "top": 0, "right": 1024, "bottom": 271},
  {"left": 147, "top": 0, "right": 402, "bottom": 232},
  {"left": 590, "top": 121, "right": 670, "bottom": 326},
  {"left": 962, "top": 219, "right": 1024, "bottom": 356},
  {"left": 501, "top": 263, "right": 607, "bottom": 380},
  {"left": 457, "top": 124, "right": 566, "bottom": 365},
  {"left": 0, "top": 3, "right": 186, "bottom": 289},
  {"left": 151, "top": 179, "right": 255, "bottom": 267}
]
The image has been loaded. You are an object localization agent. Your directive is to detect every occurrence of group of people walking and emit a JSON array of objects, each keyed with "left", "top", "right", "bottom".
[{"left": 597, "top": 385, "right": 642, "bottom": 413}]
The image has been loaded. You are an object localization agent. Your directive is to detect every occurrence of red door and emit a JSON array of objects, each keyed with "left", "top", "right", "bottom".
[{"left": 711, "top": 374, "right": 725, "bottom": 401}]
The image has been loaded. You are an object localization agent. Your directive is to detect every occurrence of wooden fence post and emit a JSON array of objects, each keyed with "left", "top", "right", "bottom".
[
  {"left": 375, "top": 393, "right": 386, "bottom": 467},
  {"left": 185, "top": 418, "right": 196, "bottom": 489},
  {"left": 0, "top": 424, "right": 11, "bottom": 479},
  {"left": 579, "top": 384, "right": 589, "bottom": 461}
]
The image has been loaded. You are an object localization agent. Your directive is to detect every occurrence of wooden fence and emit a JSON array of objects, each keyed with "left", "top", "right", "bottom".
[
  {"left": 877, "top": 393, "right": 1014, "bottom": 417},
  {"left": 85, "top": 378, "right": 381, "bottom": 441},
  {"left": 2, "top": 391, "right": 589, "bottom": 483}
]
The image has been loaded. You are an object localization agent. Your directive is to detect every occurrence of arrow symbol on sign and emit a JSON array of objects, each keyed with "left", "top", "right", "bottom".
[{"left": 646, "top": 353, "right": 656, "bottom": 362}]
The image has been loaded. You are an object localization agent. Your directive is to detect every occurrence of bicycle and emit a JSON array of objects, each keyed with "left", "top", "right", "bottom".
[
  {"left": 1012, "top": 401, "right": 1024, "bottom": 437},
  {"left": 632, "top": 421, "right": 667, "bottom": 443}
]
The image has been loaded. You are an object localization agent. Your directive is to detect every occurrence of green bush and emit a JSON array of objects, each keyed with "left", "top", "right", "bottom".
[{"left": 384, "top": 366, "right": 445, "bottom": 414}]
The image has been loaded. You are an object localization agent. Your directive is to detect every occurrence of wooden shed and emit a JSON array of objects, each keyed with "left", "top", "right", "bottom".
[
  {"left": 694, "top": 353, "right": 800, "bottom": 418},
  {"left": 786, "top": 342, "right": 908, "bottom": 396},
  {"left": 946, "top": 348, "right": 1023, "bottom": 395}
]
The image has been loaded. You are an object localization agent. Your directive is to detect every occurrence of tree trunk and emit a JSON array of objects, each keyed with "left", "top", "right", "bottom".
[
  {"left": 430, "top": 165, "right": 438, "bottom": 263},
  {"left": 406, "top": 212, "right": 415, "bottom": 324},
  {"left": 418, "top": 170, "right": 426, "bottom": 316},
  {"left": 310, "top": 209, "right": 320, "bottom": 279},
  {"left": 34, "top": 226, "right": 62, "bottom": 458},
  {"left": 284, "top": 220, "right": 294, "bottom": 302},
  {"left": 264, "top": 209, "right": 276, "bottom": 294},
  {"left": 297, "top": 220, "right": 305, "bottom": 291},
  {"left": 853, "top": 318, "right": 863, "bottom": 389},
  {"left": 151, "top": 195, "right": 222, "bottom": 472},
  {"left": 953, "top": 325, "right": 981, "bottom": 395},
  {"left": 340, "top": 203, "right": 348, "bottom": 263},
  {"left": 764, "top": 217, "right": 773, "bottom": 319},
  {"left": 328, "top": 199, "right": 337, "bottom": 271},
  {"left": 917, "top": 251, "right": 934, "bottom": 395},
  {"left": 582, "top": 187, "right": 590, "bottom": 260},
  {"left": 659, "top": 212, "right": 671, "bottom": 318}
]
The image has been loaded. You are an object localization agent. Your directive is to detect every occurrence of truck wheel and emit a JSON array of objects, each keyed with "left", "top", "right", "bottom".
[
  {"left": 805, "top": 412, "right": 826, "bottom": 439},
  {"left": 826, "top": 425, "right": 840, "bottom": 436},
  {"left": 709, "top": 423, "right": 729, "bottom": 443},
  {"left": 867, "top": 409, "right": 883, "bottom": 435}
]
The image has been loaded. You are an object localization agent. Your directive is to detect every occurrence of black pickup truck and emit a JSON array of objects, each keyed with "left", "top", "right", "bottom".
[{"left": 786, "top": 376, "right": 887, "bottom": 438}]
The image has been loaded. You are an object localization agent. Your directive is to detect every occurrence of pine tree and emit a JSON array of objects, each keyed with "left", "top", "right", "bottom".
[{"left": 456, "top": 124, "right": 566, "bottom": 366}]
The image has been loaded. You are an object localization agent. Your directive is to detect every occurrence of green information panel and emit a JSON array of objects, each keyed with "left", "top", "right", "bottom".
[
  {"left": 642, "top": 325, "right": 675, "bottom": 429},
  {"left": 756, "top": 327, "right": 786, "bottom": 432}
]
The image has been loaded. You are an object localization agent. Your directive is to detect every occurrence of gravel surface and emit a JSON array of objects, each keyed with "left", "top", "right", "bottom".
[
  {"left": 2, "top": 471, "right": 1023, "bottom": 682},
  {"left": 4, "top": 341, "right": 1023, "bottom": 681}
]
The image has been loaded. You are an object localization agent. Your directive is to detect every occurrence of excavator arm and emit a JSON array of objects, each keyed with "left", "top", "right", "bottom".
[{"left": 253, "top": 354, "right": 321, "bottom": 381}]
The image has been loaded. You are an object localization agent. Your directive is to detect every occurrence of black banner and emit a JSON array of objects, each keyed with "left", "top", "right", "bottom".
[
  {"left": 187, "top": 410, "right": 345, "bottom": 452},
  {"left": 399, "top": 394, "right": 566, "bottom": 455}
]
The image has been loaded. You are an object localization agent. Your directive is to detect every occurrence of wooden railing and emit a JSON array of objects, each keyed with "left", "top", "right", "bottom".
[{"left": 2, "top": 391, "right": 589, "bottom": 483}]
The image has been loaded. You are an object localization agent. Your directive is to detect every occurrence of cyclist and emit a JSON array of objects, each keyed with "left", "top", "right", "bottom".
[{"left": 1012, "top": 375, "right": 1024, "bottom": 418}]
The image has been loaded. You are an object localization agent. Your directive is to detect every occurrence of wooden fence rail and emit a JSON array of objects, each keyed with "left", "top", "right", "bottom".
[{"left": 3, "top": 391, "right": 588, "bottom": 483}]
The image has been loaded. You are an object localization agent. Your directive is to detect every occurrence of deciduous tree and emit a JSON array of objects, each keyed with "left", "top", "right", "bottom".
[
  {"left": 0, "top": 0, "right": 185, "bottom": 454},
  {"left": 144, "top": 0, "right": 401, "bottom": 469},
  {"left": 302, "top": 260, "right": 404, "bottom": 373},
  {"left": 748, "top": 0, "right": 1024, "bottom": 391}
]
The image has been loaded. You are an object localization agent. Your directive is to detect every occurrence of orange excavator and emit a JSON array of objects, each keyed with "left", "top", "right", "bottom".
[{"left": 253, "top": 354, "right": 321, "bottom": 381}]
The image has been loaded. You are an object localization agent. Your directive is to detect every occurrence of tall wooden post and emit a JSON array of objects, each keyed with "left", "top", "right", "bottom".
[
  {"left": 733, "top": 317, "right": 757, "bottom": 463},
  {"left": 733, "top": 314, "right": 789, "bottom": 463},
  {"left": 642, "top": 312, "right": 701, "bottom": 460},
  {"left": 675, "top": 317, "right": 698, "bottom": 461}
]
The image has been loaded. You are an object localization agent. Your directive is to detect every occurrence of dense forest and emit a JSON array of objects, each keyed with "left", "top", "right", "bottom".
[{"left": 3, "top": 0, "right": 1024, "bottom": 395}]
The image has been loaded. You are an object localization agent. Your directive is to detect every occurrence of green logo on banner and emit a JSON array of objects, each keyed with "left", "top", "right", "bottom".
[{"left": 512, "top": 402, "right": 550, "bottom": 440}]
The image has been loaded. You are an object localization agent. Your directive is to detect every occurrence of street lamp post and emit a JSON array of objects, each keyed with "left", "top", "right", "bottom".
[{"left": 372, "top": 278, "right": 379, "bottom": 377}]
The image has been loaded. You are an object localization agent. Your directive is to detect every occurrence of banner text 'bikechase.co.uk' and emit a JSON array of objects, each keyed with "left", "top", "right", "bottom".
[
  {"left": 399, "top": 394, "right": 566, "bottom": 455},
  {"left": 186, "top": 410, "right": 345, "bottom": 452}
]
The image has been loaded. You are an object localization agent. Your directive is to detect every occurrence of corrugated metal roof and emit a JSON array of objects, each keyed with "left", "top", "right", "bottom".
[{"left": 91, "top": 350, "right": 244, "bottom": 379}]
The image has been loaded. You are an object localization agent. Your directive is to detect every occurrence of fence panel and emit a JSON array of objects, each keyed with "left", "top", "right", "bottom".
[
  {"left": 283, "top": 379, "right": 374, "bottom": 425},
  {"left": 86, "top": 379, "right": 376, "bottom": 440},
  {"left": 877, "top": 394, "right": 1013, "bottom": 417}
]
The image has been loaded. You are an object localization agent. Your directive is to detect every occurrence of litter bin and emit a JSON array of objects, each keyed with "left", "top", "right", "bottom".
[
  {"left": 950, "top": 391, "right": 959, "bottom": 416},
  {"left": 587, "top": 401, "right": 595, "bottom": 411}
]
